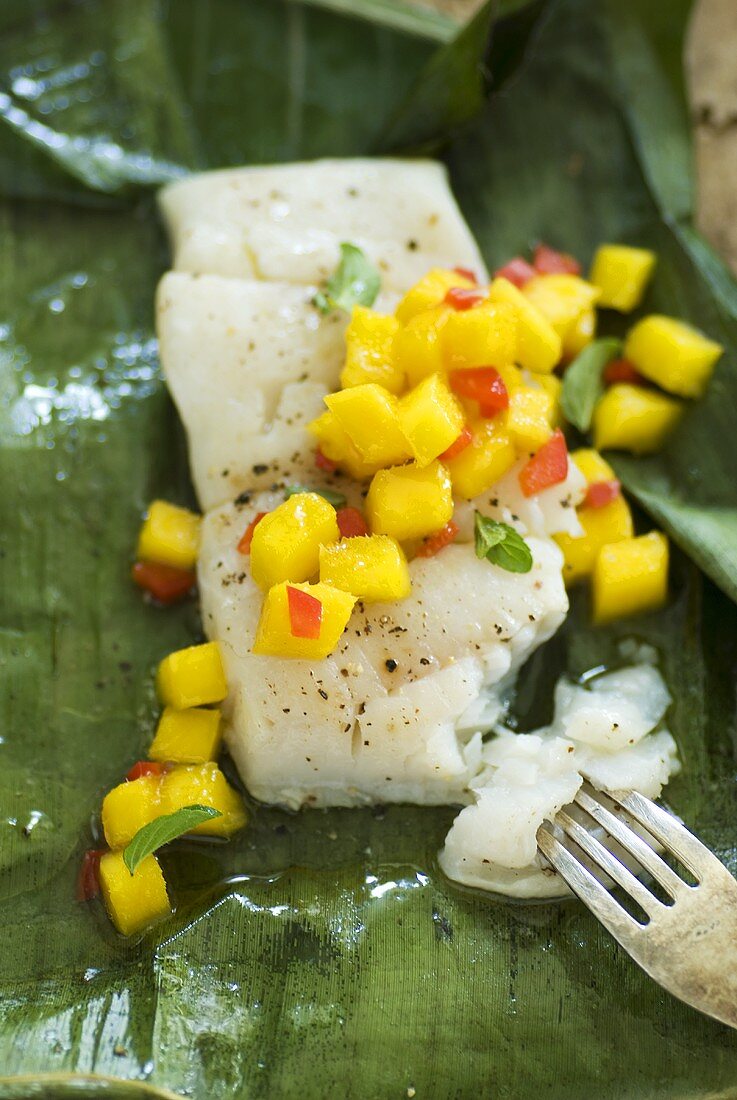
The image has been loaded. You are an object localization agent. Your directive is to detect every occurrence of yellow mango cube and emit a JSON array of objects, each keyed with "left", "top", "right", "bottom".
[
  {"left": 101, "top": 775, "right": 162, "bottom": 849},
  {"left": 571, "top": 447, "right": 616, "bottom": 484},
  {"left": 253, "top": 580, "right": 357, "bottom": 659},
  {"left": 392, "top": 308, "right": 446, "bottom": 387},
  {"left": 590, "top": 244, "right": 657, "bottom": 312},
  {"left": 523, "top": 275, "right": 600, "bottom": 349},
  {"left": 441, "top": 301, "right": 517, "bottom": 370},
  {"left": 506, "top": 386, "right": 554, "bottom": 453},
  {"left": 536, "top": 373, "right": 563, "bottom": 426},
  {"left": 250, "top": 493, "right": 340, "bottom": 590},
  {"left": 624, "top": 314, "right": 723, "bottom": 397},
  {"left": 593, "top": 383, "right": 683, "bottom": 454},
  {"left": 446, "top": 420, "right": 516, "bottom": 499},
  {"left": 555, "top": 497, "right": 634, "bottom": 585},
  {"left": 400, "top": 373, "right": 465, "bottom": 466},
  {"left": 149, "top": 706, "right": 222, "bottom": 764},
  {"left": 564, "top": 306, "right": 596, "bottom": 358},
  {"left": 488, "top": 277, "right": 562, "bottom": 373},
  {"left": 157, "top": 641, "right": 228, "bottom": 709},
  {"left": 161, "top": 764, "right": 248, "bottom": 837},
  {"left": 593, "top": 532, "right": 669, "bottom": 624},
  {"left": 366, "top": 460, "right": 453, "bottom": 541},
  {"left": 99, "top": 851, "right": 170, "bottom": 937},
  {"left": 325, "top": 384, "right": 410, "bottom": 467},
  {"left": 319, "top": 535, "right": 411, "bottom": 602},
  {"left": 395, "top": 268, "right": 474, "bottom": 325},
  {"left": 340, "top": 306, "right": 404, "bottom": 394},
  {"left": 307, "top": 411, "right": 378, "bottom": 480},
  {"left": 137, "top": 501, "right": 201, "bottom": 570}
]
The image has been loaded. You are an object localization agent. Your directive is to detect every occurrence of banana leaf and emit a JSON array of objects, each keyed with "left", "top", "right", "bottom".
[{"left": 2, "top": 1, "right": 737, "bottom": 1098}]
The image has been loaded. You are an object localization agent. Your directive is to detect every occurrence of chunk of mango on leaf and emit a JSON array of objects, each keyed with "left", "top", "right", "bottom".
[
  {"left": 624, "top": 314, "right": 723, "bottom": 398},
  {"left": 395, "top": 268, "right": 474, "bottom": 325},
  {"left": 250, "top": 493, "right": 339, "bottom": 591},
  {"left": 102, "top": 775, "right": 162, "bottom": 849},
  {"left": 392, "top": 308, "right": 446, "bottom": 387},
  {"left": 157, "top": 641, "right": 228, "bottom": 709},
  {"left": 320, "top": 535, "right": 410, "bottom": 602},
  {"left": 555, "top": 450, "right": 633, "bottom": 585},
  {"left": 564, "top": 306, "right": 597, "bottom": 358},
  {"left": 445, "top": 420, "right": 516, "bottom": 500},
  {"left": 161, "top": 764, "right": 248, "bottom": 836},
  {"left": 440, "top": 301, "right": 517, "bottom": 370},
  {"left": 340, "top": 306, "right": 403, "bottom": 393},
  {"left": 400, "top": 373, "right": 465, "bottom": 467},
  {"left": 488, "top": 277, "right": 561, "bottom": 373},
  {"left": 593, "top": 383, "right": 683, "bottom": 454},
  {"left": 589, "top": 244, "right": 656, "bottom": 312},
  {"left": 99, "top": 850, "right": 170, "bottom": 937},
  {"left": 325, "top": 384, "right": 410, "bottom": 468},
  {"left": 149, "top": 706, "right": 222, "bottom": 764},
  {"left": 522, "top": 275, "right": 600, "bottom": 352},
  {"left": 253, "top": 581, "right": 356, "bottom": 659},
  {"left": 137, "top": 501, "right": 201, "bottom": 570},
  {"left": 366, "top": 460, "right": 453, "bottom": 541},
  {"left": 593, "top": 532, "right": 669, "bottom": 624}
]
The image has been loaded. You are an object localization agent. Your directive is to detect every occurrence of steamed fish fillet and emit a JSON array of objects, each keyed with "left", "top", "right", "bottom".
[
  {"left": 156, "top": 272, "right": 349, "bottom": 510},
  {"left": 159, "top": 158, "right": 487, "bottom": 291},
  {"left": 198, "top": 491, "right": 568, "bottom": 809},
  {"left": 439, "top": 665, "right": 680, "bottom": 898}
]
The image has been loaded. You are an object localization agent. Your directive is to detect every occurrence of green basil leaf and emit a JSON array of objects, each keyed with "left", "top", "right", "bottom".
[
  {"left": 284, "top": 484, "right": 348, "bottom": 508},
  {"left": 473, "top": 511, "right": 533, "bottom": 573},
  {"left": 313, "top": 242, "right": 381, "bottom": 315},
  {"left": 560, "top": 337, "right": 622, "bottom": 432},
  {"left": 123, "top": 805, "right": 221, "bottom": 875}
]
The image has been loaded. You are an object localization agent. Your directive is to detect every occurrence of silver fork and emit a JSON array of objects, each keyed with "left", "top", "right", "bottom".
[{"left": 536, "top": 783, "right": 737, "bottom": 1029}]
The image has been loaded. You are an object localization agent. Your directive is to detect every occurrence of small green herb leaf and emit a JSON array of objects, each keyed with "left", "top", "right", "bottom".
[
  {"left": 313, "top": 242, "right": 381, "bottom": 316},
  {"left": 474, "top": 511, "right": 533, "bottom": 574},
  {"left": 123, "top": 805, "right": 221, "bottom": 875},
  {"left": 284, "top": 484, "right": 347, "bottom": 508},
  {"left": 560, "top": 337, "right": 622, "bottom": 432}
]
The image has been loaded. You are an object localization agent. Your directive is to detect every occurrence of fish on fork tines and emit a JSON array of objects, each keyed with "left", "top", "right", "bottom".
[{"left": 537, "top": 782, "right": 737, "bottom": 1028}]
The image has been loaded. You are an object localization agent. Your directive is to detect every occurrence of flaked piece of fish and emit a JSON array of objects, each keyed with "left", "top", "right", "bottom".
[
  {"left": 158, "top": 158, "right": 487, "bottom": 291},
  {"left": 198, "top": 491, "right": 568, "bottom": 809},
  {"left": 438, "top": 665, "right": 680, "bottom": 898}
]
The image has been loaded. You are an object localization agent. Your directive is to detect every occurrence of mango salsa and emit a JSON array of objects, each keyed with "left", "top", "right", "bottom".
[
  {"left": 488, "top": 277, "right": 561, "bottom": 373},
  {"left": 440, "top": 301, "right": 517, "bottom": 371},
  {"left": 593, "top": 532, "right": 669, "bottom": 624},
  {"left": 555, "top": 450, "right": 633, "bottom": 585},
  {"left": 157, "top": 641, "right": 228, "bottom": 709},
  {"left": 624, "top": 314, "right": 723, "bottom": 398},
  {"left": 102, "top": 775, "right": 162, "bottom": 849},
  {"left": 366, "top": 460, "right": 453, "bottom": 541},
  {"left": 522, "top": 275, "right": 600, "bottom": 351},
  {"left": 395, "top": 267, "right": 474, "bottom": 325},
  {"left": 392, "top": 309, "right": 446, "bottom": 387},
  {"left": 149, "top": 706, "right": 222, "bottom": 764},
  {"left": 250, "top": 493, "right": 340, "bottom": 590},
  {"left": 445, "top": 419, "right": 516, "bottom": 499},
  {"left": 340, "top": 306, "right": 403, "bottom": 393},
  {"left": 400, "top": 373, "right": 465, "bottom": 466},
  {"left": 137, "top": 501, "right": 201, "bottom": 571},
  {"left": 325, "top": 384, "right": 410, "bottom": 467},
  {"left": 98, "top": 850, "right": 171, "bottom": 937},
  {"left": 161, "top": 764, "right": 248, "bottom": 836},
  {"left": 253, "top": 580, "right": 356, "bottom": 660},
  {"left": 589, "top": 244, "right": 656, "bottom": 312},
  {"left": 319, "top": 534, "right": 411, "bottom": 602},
  {"left": 307, "top": 411, "right": 378, "bottom": 480},
  {"left": 593, "top": 383, "right": 683, "bottom": 454}
]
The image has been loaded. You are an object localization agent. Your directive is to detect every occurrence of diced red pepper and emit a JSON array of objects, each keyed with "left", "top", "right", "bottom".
[
  {"left": 584, "top": 479, "right": 621, "bottom": 510},
  {"left": 519, "top": 429, "right": 569, "bottom": 497},
  {"left": 336, "top": 506, "right": 368, "bottom": 538},
  {"left": 602, "top": 358, "right": 647, "bottom": 386},
  {"left": 287, "top": 585, "right": 322, "bottom": 639},
  {"left": 237, "top": 511, "right": 268, "bottom": 554},
  {"left": 533, "top": 243, "right": 581, "bottom": 276},
  {"left": 76, "top": 848, "right": 105, "bottom": 902},
  {"left": 453, "top": 266, "right": 478, "bottom": 284},
  {"left": 126, "top": 761, "right": 166, "bottom": 782},
  {"left": 444, "top": 287, "right": 486, "bottom": 311},
  {"left": 449, "top": 367, "right": 509, "bottom": 414},
  {"left": 494, "top": 257, "right": 536, "bottom": 288},
  {"left": 315, "top": 447, "right": 338, "bottom": 474},
  {"left": 131, "top": 561, "right": 196, "bottom": 605},
  {"left": 439, "top": 425, "right": 473, "bottom": 461},
  {"left": 416, "top": 521, "right": 460, "bottom": 558}
]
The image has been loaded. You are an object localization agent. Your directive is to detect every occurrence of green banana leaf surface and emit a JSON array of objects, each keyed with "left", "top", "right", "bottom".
[{"left": 2, "top": 0, "right": 737, "bottom": 1097}]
